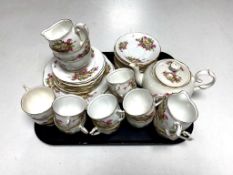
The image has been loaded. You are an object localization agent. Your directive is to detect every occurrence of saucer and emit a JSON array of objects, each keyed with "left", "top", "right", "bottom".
[
  {"left": 114, "top": 32, "right": 160, "bottom": 66},
  {"left": 52, "top": 47, "right": 105, "bottom": 85},
  {"left": 43, "top": 54, "right": 115, "bottom": 103}
]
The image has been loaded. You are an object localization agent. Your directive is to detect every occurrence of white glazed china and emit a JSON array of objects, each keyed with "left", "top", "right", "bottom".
[
  {"left": 87, "top": 94, "right": 125, "bottom": 135},
  {"left": 122, "top": 88, "right": 156, "bottom": 128},
  {"left": 21, "top": 86, "right": 55, "bottom": 125},
  {"left": 114, "top": 33, "right": 161, "bottom": 68},
  {"left": 52, "top": 95, "right": 88, "bottom": 134},
  {"left": 55, "top": 47, "right": 92, "bottom": 71},
  {"left": 41, "top": 19, "right": 89, "bottom": 57},
  {"left": 153, "top": 91, "right": 198, "bottom": 140},
  {"left": 130, "top": 58, "right": 216, "bottom": 103},
  {"left": 106, "top": 68, "right": 136, "bottom": 100},
  {"left": 52, "top": 48, "right": 105, "bottom": 84},
  {"left": 43, "top": 55, "right": 115, "bottom": 103},
  {"left": 53, "top": 39, "right": 91, "bottom": 62}
]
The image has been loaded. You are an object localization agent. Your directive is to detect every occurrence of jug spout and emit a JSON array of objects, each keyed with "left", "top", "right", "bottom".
[
  {"left": 41, "top": 19, "right": 73, "bottom": 41},
  {"left": 129, "top": 63, "right": 144, "bottom": 86}
]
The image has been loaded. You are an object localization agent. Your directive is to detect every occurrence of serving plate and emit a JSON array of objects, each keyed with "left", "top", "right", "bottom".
[{"left": 36, "top": 52, "right": 194, "bottom": 145}]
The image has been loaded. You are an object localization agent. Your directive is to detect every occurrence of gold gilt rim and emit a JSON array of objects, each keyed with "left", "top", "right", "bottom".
[
  {"left": 127, "top": 110, "right": 155, "bottom": 122},
  {"left": 46, "top": 62, "right": 111, "bottom": 97},
  {"left": 114, "top": 55, "right": 148, "bottom": 72},
  {"left": 114, "top": 52, "right": 156, "bottom": 68},
  {"left": 92, "top": 120, "right": 120, "bottom": 130}
]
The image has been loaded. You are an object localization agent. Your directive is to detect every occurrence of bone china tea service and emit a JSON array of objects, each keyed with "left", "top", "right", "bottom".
[{"left": 20, "top": 19, "right": 217, "bottom": 142}]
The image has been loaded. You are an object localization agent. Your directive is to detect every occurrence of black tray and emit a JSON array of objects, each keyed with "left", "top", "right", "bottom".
[{"left": 35, "top": 52, "right": 194, "bottom": 145}]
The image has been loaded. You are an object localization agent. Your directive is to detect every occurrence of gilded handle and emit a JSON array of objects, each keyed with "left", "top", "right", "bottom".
[
  {"left": 116, "top": 109, "right": 125, "bottom": 122},
  {"left": 79, "top": 124, "right": 88, "bottom": 135},
  {"left": 89, "top": 126, "right": 100, "bottom": 136}
]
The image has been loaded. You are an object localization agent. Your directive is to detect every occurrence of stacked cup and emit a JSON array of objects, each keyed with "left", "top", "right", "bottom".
[{"left": 41, "top": 19, "right": 92, "bottom": 71}]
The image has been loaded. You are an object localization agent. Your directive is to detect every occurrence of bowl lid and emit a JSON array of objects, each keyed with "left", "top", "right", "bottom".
[
  {"left": 153, "top": 59, "right": 191, "bottom": 87},
  {"left": 114, "top": 33, "right": 160, "bottom": 65},
  {"left": 52, "top": 47, "right": 105, "bottom": 84}
]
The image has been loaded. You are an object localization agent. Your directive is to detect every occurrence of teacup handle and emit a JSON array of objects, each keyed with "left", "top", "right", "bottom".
[
  {"left": 153, "top": 95, "right": 165, "bottom": 107},
  {"left": 165, "top": 122, "right": 192, "bottom": 141},
  {"left": 90, "top": 126, "right": 100, "bottom": 136},
  {"left": 194, "top": 69, "right": 216, "bottom": 91},
  {"left": 116, "top": 109, "right": 125, "bottom": 122},
  {"left": 74, "top": 23, "right": 89, "bottom": 48},
  {"left": 79, "top": 124, "right": 88, "bottom": 135}
]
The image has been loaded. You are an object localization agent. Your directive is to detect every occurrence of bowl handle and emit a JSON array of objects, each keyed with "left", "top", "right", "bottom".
[{"left": 194, "top": 69, "right": 216, "bottom": 91}]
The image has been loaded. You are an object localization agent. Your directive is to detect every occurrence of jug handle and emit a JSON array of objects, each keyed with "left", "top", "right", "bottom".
[
  {"left": 74, "top": 23, "right": 89, "bottom": 48},
  {"left": 166, "top": 122, "right": 192, "bottom": 141},
  {"left": 194, "top": 69, "right": 216, "bottom": 91}
]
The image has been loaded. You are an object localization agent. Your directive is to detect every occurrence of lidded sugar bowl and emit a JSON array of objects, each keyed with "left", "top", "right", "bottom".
[{"left": 130, "top": 58, "right": 216, "bottom": 102}]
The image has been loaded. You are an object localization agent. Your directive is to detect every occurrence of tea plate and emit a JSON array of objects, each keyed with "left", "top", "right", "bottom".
[
  {"left": 43, "top": 54, "right": 115, "bottom": 103},
  {"left": 114, "top": 33, "right": 161, "bottom": 66},
  {"left": 52, "top": 47, "right": 105, "bottom": 84}
]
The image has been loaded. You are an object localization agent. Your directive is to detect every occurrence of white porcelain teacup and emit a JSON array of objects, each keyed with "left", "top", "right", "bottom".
[
  {"left": 87, "top": 94, "right": 125, "bottom": 135},
  {"left": 106, "top": 68, "right": 136, "bottom": 100},
  {"left": 52, "top": 95, "right": 88, "bottom": 134},
  {"left": 21, "top": 86, "right": 55, "bottom": 125},
  {"left": 123, "top": 88, "right": 156, "bottom": 128}
]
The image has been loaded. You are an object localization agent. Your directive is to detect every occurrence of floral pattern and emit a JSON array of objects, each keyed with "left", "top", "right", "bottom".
[
  {"left": 136, "top": 36, "right": 156, "bottom": 51},
  {"left": 71, "top": 66, "right": 98, "bottom": 81},
  {"left": 118, "top": 41, "right": 128, "bottom": 52},
  {"left": 46, "top": 73, "right": 60, "bottom": 93},
  {"left": 51, "top": 39, "right": 75, "bottom": 52},
  {"left": 163, "top": 71, "right": 182, "bottom": 83},
  {"left": 75, "top": 42, "right": 91, "bottom": 60},
  {"left": 126, "top": 56, "right": 143, "bottom": 64}
]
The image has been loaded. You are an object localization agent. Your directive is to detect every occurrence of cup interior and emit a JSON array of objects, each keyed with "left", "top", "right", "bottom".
[
  {"left": 123, "top": 88, "right": 153, "bottom": 116},
  {"left": 53, "top": 95, "right": 86, "bottom": 117},
  {"left": 107, "top": 68, "right": 134, "bottom": 84},
  {"left": 43, "top": 19, "right": 72, "bottom": 41},
  {"left": 87, "top": 94, "right": 118, "bottom": 120},
  {"left": 167, "top": 92, "right": 198, "bottom": 123},
  {"left": 21, "top": 87, "right": 55, "bottom": 115}
]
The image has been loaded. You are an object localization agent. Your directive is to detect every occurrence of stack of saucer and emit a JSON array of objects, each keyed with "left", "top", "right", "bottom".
[
  {"left": 114, "top": 33, "right": 161, "bottom": 72},
  {"left": 51, "top": 48, "right": 106, "bottom": 95}
]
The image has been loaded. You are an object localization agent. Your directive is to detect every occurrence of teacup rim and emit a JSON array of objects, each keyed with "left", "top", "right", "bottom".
[
  {"left": 123, "top": 88, "right": 154, "bottom": 117},
  {"left": 106, "top": 67, "right": 134, "bottom": 85},
  {"left": 21, "top": 86, "right": 55, "bottom": 115},
  {"left": 87, "top": 94, "right": 118, "bottom": 120},
  {"left": 52, "top": 95, "right": 87, "bottom": 117}
]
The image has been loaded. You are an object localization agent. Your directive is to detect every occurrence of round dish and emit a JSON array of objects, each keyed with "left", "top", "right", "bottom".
[{"left": 114, "top": 32, "right": 161, "bottom": 67}]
